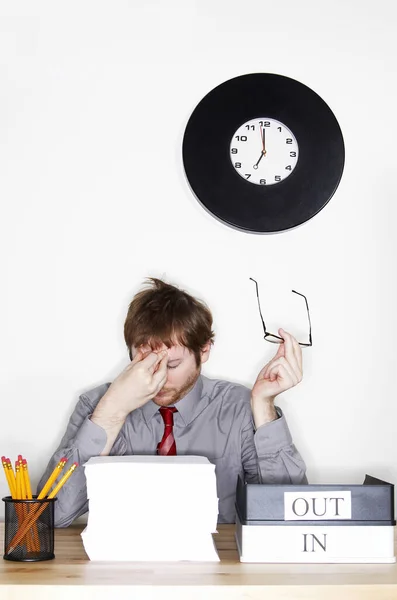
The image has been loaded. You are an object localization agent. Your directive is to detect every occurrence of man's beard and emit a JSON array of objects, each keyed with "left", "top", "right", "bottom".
[{"left": 153, "top": 367, "right": 200, "bottom": 406}]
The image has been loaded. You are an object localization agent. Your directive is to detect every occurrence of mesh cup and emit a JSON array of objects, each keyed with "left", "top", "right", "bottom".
[{"left": 2, "top": 496, "right": 57, "bottom": 561}]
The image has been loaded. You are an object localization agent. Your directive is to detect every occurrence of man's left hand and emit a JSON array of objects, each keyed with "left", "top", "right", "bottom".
[{"left": 251, "top": 329, "right": 303, "bottom": 427}]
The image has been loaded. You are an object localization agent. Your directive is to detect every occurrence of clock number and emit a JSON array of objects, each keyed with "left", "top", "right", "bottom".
[
  {"left": 231, "top": 148, "right": 238, "bottom": 154},
  {"left": 290, "top": 151, "right": 296, "bottom": 157},
  {"left": 259, "top": 121, "right": 270, "bottom": 127},
  {"left": 235, "top": 162, "right": 241, "bottom": 168},
  {"left": 275, "top": 176, "right": 281, "bottom": 182},
  {"left": 260, "top": 179, "right": 266, "bottom": 185},
  {"left": 286, "top": 138, "right": 293, "bottom": 144},
  {"left": 277, "top": 127, "right": 282, "bottom": 132},
  {"left": 245, "top": 125, "right": 255, "bottom": 130},
  {"left": 245, "top": 174, "right": 251, "bottom": 180},
  {"left": 235, "top": 135, "right": 247, "bottom": 141},
  {"left": 285, "top": 165, "right": 292, "bottom": 171}
]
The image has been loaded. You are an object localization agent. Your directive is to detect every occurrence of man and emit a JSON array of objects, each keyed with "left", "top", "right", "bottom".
[{"left": 38, "top": 278, "right": 307, "bottom": 527}]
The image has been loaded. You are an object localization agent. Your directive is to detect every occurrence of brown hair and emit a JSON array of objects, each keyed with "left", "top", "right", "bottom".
[{"left": 124, "top": 278, "right": 215, "bottom": 366}]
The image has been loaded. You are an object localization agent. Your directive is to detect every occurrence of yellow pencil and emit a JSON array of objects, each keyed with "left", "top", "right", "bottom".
[
  {"left": 5, "top": 459, "right": 16, "bottom": 498},
  {"left": 22, "top": 459, "right": 33, "bottom": 499},
  {"left": 15, "top": 462, "right": 22, "bottom": 499},
  {"left": 13, "top": 459, "right": 30, "bottom": 549},
  {"left": 18, "top": 455, "right": 33, "bottom": 551},
  {"left": 22, "top": 458, "right": 38, "bottom": 552},
  {"left": 47, "top": 462, "right": 78, "bottom": 499},
  {"left": 1, "top": 457, "right": 15, "bottom": 498},
  {"left": 37, "top": 457, "right": 67, "bottom": 499},
  {"left": 6, "top": 463, "right": 79, "bottom": 554},
  {"left": 18, "top": 458, "right": 27, "bottom": 500}
]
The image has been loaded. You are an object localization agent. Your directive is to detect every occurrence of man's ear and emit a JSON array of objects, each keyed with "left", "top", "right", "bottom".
[{"left": 200, "top": 342, "right": 212, "bottom": 365}]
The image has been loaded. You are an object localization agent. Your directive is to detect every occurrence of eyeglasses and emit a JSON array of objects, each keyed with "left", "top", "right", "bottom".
[{"left": 250, "top": 278, "right": 312, "bottom": 347}]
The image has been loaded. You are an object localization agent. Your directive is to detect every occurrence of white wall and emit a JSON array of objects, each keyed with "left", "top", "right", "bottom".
[{"left": 1, "top": 0, "right": 397, "bottom": 517}]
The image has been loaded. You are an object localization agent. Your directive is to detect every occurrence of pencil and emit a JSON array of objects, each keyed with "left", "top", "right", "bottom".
[
  {"left": 22, "top": 458, "right": 39, "bottom": 553},
  {"left": 1, "top": 457, "right": 16, "bottom": 498},
  {"left": 6, "top": 459, "right": 17, "bottom": 498},
  {"left": 15, "top": 461, "right": 22, "bottom": 499},
  {"left": 6, "top": 459, "right": 16, "bottom": 495},
  {"left": 18, "top": 456, "right": 33, "bottom": 552},
  {"left": 22, "top": 459, "right": 33, "bottom": 499},
  {"left": 12, "top": 459, "right": 30, "bottom": 549},
  {"left": 18, "top": 457, "right": 27, "bottom": 500},
  {"left": 6, "top": 458, "right": 16, "bottom": 480},
  {"left": 37, "top": 457, "right": 67, "bottom": 500},
  {"left": 6, "top": 463, "right": 79, "bottom": 554},
  {"left": 18, "top": 458, "right": 34, "bottom": 549},
  {"left": 47, "top": 462, "right": 78, "bottom": 499}
]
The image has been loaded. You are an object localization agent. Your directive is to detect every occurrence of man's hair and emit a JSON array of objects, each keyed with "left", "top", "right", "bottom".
[{"left": 124, "top": 278, "right": 215, "bottom": 366}]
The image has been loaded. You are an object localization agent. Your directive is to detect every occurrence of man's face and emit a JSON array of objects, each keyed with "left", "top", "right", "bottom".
[{"left": 131, "top": 343, "right": 210, "bottom": 407}]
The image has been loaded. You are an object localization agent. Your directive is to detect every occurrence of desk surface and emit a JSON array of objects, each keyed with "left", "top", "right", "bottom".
[{"left": 1, "top": 523, "right": 397, "bottom": 600}]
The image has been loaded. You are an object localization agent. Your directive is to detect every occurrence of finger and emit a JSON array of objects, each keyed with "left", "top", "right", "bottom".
[
  {"left": 278, "top": 329, "right": 295, "bottom": 363},
  {"left": 278, "top": 329, "right": 301, "bottom": 380},
  {"left": 267, "top": 361, "right": 296, "bottom": 386},
  {"left": 275, "top": 342, "right": 285, "bottom": 359},
  {"left": 264, "top": 343, "right": 286, "bottom": 376},
  {"left": 279, "top": 328, "right": 302, "bottom": 371},
  {"left": 267, "top": 363, "right": 285, "bottom": 382},
  {"left": 152, "top": 350, "right": 169, "bottom": 373},
  {"left": 131, "top": 346, "right": 156, "bottom": 364},
  {"left": 263, "top": 358, "right": 278, "bottom": 380},
  {"left": 267, "top": 363, "right": 294, "bottom": 385},
  {"left": 290, "top": 330, "right": 303, "bottom": 372},
  {"left": 262, "top": 357, "right": 283, "bottom": 381},
  {"left": 131, "top": 349, "right": 145, "bottom": 364},
  {"left": 153, "top": 351, "right": 169, "bottom": 375},
  {"left": 152, "top": 354, "right": 168, "bottom": 388},
  {"left": 267, "top": 361, "right": 295, "bottom": 384},
  {"left": 142, "top": 350, "right": 167, "bottom": 372},
  {"left": 266, "top": 357, "right": 300, "bottom": 386},
  {"left": 257, "top": 342, "right": 285, "bottom": 380},
  {"left": 256, "top": 358, "right": 273, "bottom": 380}
]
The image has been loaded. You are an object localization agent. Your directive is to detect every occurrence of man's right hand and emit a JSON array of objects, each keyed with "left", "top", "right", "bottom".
[
  {"left": 90, "top": 350, "right": 168, "bottom": 455},
  {"left": 99, "top": 349, "right": 168, "bottom": 418}
]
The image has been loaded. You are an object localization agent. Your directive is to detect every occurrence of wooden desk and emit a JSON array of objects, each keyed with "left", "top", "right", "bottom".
[{"left": 0, "top": 523, "right": 397, "bottom": 599}]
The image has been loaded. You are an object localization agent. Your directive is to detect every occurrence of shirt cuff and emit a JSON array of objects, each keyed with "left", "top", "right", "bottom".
[
  {"left": 254, "top": 407, "right": 293, "bottom": 455},
  {"left": 73, "top": 416, "right": 107, "bottom": 460}
]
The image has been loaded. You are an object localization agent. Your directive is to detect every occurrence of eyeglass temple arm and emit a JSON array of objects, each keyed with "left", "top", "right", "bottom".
[
  {"left": 292, "top": 289, "right": 312, "bottom": 345},
  {"left": 249, "top": 278, "right": 268, "bottom": 335}
]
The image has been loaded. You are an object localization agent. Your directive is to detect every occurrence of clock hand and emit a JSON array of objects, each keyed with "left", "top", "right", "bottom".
[
  {"left": 253, "top": 127, "right": 267, "bottom": 169},
  {"left": 253, "top": 153, "right": 264, "bottom": 169},
  {"left": 254, "top": 127, "right": 267, "bottom": 169},
  {"left": 261, "top": 127, "right": 266, "bottom": 154}
]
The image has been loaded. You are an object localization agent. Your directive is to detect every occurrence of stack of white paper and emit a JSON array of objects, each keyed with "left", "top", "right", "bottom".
[{"left": 81, "top": 455, "right": 220, "bottom": 561}]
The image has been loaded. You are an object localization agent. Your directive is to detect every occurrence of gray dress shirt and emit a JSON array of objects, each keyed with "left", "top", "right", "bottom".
[{"left": 37, "top": 375, "right": 307, "bottom": 527}]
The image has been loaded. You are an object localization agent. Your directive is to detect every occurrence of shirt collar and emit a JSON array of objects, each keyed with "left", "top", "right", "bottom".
[{"left": 141, "top": 375, "right": 204, "bottom": 426}]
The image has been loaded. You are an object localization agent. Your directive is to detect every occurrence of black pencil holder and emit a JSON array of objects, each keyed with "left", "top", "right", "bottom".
[{"left": 2, "top": 496, "right": 57, "bottom": 561}]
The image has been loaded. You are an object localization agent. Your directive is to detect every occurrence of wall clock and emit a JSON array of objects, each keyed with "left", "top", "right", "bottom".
[{"left": 182, "top": 73, "right": 345, "bottom": 233}]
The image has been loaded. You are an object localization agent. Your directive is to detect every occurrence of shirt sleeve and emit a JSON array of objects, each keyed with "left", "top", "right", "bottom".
[
  {"left": 241, "top": 406, "right": 308, "bottom": 485},
  {"left": 36, "top": 394, "right": 108, "bottom": 528}
]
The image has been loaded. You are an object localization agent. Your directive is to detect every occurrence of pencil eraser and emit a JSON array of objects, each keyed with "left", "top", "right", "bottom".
[
  {"left": 60, "top": 457, "right": 68, "bottom": 463},
  {"left": 73, "top": 462, "right": 79, "bottom": 467},
  {"left": 18, "top": 455, "right": 23, "bottom": 461},
  {"left": 1, "top": 456, "right": 6, "bottom": 463},
  {"left": 22, "top": 459, "right": 27, "bottom": 465}
]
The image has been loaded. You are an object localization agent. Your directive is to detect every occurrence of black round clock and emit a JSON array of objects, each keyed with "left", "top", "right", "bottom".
[{"left": 182, "top": 73, "right": 345, "bottom": 233}]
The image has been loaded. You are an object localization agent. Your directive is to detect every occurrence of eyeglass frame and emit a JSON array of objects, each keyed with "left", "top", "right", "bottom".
[{"left": 249, "top": 277, "right": 313, "bottom": 347}]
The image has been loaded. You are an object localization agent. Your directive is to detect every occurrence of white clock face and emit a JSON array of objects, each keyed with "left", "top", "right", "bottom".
[{"left": 230, "top": 118, "right": 299, "bottom": 186}]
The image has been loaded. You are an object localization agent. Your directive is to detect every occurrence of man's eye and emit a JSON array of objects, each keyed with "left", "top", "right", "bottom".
[{"left": 167, "top": 365, "right": 178, "bottom": 370}]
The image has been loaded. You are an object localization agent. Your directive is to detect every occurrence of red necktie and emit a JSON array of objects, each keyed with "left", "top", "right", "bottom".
[{"left": 157, "top": 407, "right": 178, "bottom": 456}]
